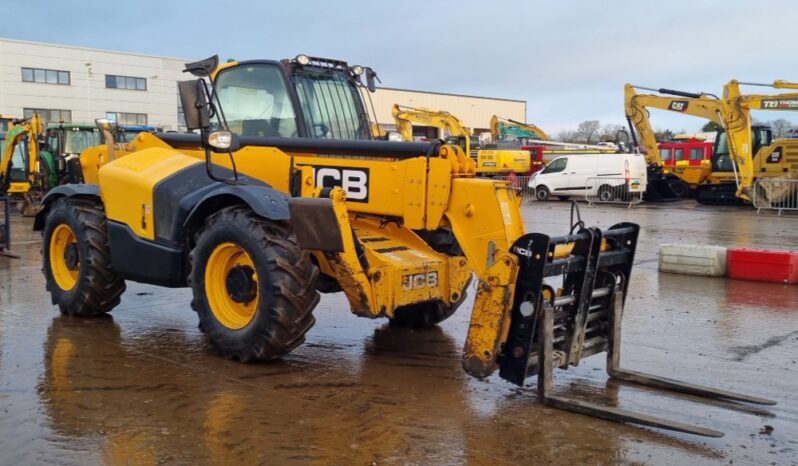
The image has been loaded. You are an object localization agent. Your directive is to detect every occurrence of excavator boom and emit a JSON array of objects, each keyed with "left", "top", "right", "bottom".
[{"left": 490, "top": 115, "right": 549, "bottom": 141}]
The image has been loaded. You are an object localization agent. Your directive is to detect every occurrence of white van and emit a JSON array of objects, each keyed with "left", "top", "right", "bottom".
[{"left": 528, "top": 153, "right": 647, "bottom": 201}]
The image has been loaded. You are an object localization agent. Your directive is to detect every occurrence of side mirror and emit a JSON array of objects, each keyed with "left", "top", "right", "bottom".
[
  {"left": 95, "top": 118, "right": 118, "bottom": 133},
  {"left": 179, "top": 79, "right": 211, "bottom": 131},
  {"left": 183, "top": 55, "right": 219, "bottom": 78},
  {"left": 365, "top": 68, "right": 379, "bottom": 93}
]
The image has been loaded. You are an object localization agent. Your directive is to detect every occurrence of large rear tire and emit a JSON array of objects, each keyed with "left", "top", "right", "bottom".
[
  {"left": 189, "top": 206, "right": 320, "bottom": 362},
  {"left": 42, "top": 197, "right": 126, "bottom": 315}
]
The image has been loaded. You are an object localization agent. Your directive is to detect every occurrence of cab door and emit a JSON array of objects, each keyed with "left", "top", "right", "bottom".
[{"left": 539, "top": 156, "right": 570, "bottom": 193}]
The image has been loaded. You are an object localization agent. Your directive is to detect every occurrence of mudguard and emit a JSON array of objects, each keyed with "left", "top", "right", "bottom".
[
  {"left": 33, "top": 184, "right": 100, "bottom": 231},
  {"left": 181, "top": 184, "right": 291, "bottom": 234}
]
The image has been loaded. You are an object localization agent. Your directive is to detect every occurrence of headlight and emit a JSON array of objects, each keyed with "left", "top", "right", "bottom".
[
  {"left": 350, "top": 65, "right": 364, "bottom": 76},
  {"left": 295, "top": 54, "right": 311, "bottom": 66},
  {"left": 208, "top": 131, "right": 233, "bottom": 150}
]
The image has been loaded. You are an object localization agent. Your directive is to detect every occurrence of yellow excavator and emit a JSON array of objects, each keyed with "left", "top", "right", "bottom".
[
  {"left": 0, "top": 113, "right": 48, "bottom": 215},
  {"left": 392, "top": 104, "right": 531, "bottom": 176},
  {"left": 624, "top": 83, "right": 723, "bottom": 201},
  {"left": 700, "top": 79, "right": 798, "bottom": 204}
]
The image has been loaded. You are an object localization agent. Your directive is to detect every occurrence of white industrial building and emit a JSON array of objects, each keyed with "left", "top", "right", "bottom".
[{"left": 0, "top": 37, "right": 526, "bottom": 135}]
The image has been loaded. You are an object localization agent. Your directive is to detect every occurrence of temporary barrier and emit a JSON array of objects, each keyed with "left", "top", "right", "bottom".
[
  {"left": 658, "top": 244, "right": 727, "bottom": 276},
  {"left": 727, "top": 247, "right": 798, "bottom": 284},
  {"left": 584, "top": 177, "right": 644, "bottom": 207},
  {"left": 495, "top": 175, "right": 535, "bottom": 202},
  {"left": 752, "top": 178, "right": 798, "bottom": 215}
]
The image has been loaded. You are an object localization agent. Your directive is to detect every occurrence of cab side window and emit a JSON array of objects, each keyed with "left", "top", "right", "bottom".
[{"left": 544, "top": 157, "right": 567, "bottom": 173}]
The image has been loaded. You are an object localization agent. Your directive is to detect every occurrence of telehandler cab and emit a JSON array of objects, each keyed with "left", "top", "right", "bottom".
[{"left": 35, "top": 54, "right": 774, "bottom": 437}]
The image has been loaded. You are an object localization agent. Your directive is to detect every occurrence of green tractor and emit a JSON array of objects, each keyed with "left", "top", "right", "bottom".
[{"left": 40, "top": 122, "right": 102, "bottom": 187}]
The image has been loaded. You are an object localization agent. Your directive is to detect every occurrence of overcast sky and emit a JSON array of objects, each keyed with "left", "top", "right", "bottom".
[{"left": 5, "top": 0, "right": 798, "bottom": 134}]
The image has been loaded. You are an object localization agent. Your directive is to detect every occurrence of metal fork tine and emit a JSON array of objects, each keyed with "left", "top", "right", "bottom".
[
  {"left": 537, "top": 301, "right": 724, "bottom": 438},
  {"left": 607, "top": 290, "right": 777, "bottom": 406},
  {"left": 542, "top": 395, "right": 724, "bottom": 438}
]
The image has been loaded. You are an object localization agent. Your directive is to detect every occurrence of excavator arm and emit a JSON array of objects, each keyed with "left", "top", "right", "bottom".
[
  {"left": 391, "top": 104, "right": 471, "bottom": 152},
  {"left": 624, "top": 84, "right": 723, "bottom": 167},
  {"left": 719, "top": 79, "right": 798, "bottom": 201},
  {"left": 489, "top": 115, "right": 549, "bottom": 141}
]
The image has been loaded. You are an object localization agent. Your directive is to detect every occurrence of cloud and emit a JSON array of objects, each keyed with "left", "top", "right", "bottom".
[{"left": 5, "top": 0, "right": 798, "bottom": 132}]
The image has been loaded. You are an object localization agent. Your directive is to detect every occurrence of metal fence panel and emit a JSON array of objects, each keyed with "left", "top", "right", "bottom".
[
  {"left": 494, "top": 175, "right": 535, "bottom": 202},
  {"left": 753, "top": 178, "right": 798, "bottom": 215},
  {"left": 584, "top": 177, "right": 644, "bottom": 207}
]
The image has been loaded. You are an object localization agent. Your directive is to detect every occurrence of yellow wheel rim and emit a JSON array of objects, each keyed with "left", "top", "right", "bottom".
[
  {"left": 205, "top": 242, "right": 260, "bottom": 330},
  {"left": 49, "top": 224, "right": 79, "bottom": 291}
]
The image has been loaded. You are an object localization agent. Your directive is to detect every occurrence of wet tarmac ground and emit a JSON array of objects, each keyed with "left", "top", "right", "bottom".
[{"left": 1, "top": 200, "right": 797, "bottom": 465}]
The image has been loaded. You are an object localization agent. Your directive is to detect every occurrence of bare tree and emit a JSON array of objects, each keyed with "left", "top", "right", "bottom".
[
  {"left": 575, "top": 120, "right": 601, "bottom": 143},
  {"left": 556, "top": 130, "right": 578, "bottom": 142},
  {"left": 769, "top": 118, "right": 793, "bottom": 138},
  {"left": 598, "top": 123, "right": 624, "bottom": 142},
  {"left": 654, "top": 129, "right": 674, "bottom": 142}
]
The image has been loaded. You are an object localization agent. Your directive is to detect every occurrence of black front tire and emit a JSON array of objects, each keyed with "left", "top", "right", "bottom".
[
  {"left": 42, "top": 197, "right": 126, "bottom": 315},
  {"left": 189, "top": 206, "right": 320, "bottom": 362},
  {"left": 535, "top": 186, "right": 551, "bottom": 201}
]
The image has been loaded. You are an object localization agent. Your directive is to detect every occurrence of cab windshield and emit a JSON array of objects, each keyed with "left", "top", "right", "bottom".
[
  {"left": 215, "top": 64, "right": 299, "bottom": 138},
  {"left": 5, "top": 136, "right": 28, "bottom": 181},
  {"left": 64, "top": 129, "right": 101, "bottom": 154},
  {"left": 292, "top": 67, "right": 370, "bottom": 140}
]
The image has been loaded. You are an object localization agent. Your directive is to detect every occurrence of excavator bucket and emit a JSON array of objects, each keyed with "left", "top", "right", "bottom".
[
  {"left": 644, "top": 167, "right": 689, "bottom": 202},
  {"left": 499, "top": 222, "right": 775, "bottom": 437}
]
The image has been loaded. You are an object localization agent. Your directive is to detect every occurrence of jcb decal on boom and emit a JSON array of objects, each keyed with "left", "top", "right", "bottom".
[{"left": 310, "top": 166, "right": 370, "bottom": 202}]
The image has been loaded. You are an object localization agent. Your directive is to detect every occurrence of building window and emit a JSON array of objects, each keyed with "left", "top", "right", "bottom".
[
  {"left": 106, "top": 112, "right": 148, "bottom": 126},
  {"left": 21, "top": 67, "right": 70, "bottom": 85},
  {"left": 23, "top": 108, "right": 72, "bottom": 125},
  {"left": 105, "top": 75, "right": 147, "bottom": 91}
]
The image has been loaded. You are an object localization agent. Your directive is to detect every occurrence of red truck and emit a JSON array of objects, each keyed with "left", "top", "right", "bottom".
[{"left": 658, "top": 137, "right": 713, "bottom": 167}]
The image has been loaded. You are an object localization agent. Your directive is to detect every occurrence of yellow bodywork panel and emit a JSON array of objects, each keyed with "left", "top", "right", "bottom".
[
  {"left": 444, "top": 178, "right": 525, "bottom": 278},
  {"left": 7, "top": 182, "right": 30, "bottom": 193},
  {"left": 476, "top": 149, "right": 531, "bottom": 175},
  {"left": 98, "top": 148, "right": 201, "bottom": 240},
  {"left": 311, "top": 189, "right": 471, "bottom": 318}
]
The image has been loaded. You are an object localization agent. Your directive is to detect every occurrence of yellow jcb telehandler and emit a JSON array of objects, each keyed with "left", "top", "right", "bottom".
[{"left": 35, "top": 54, "right": 774, "bottom": 437}]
